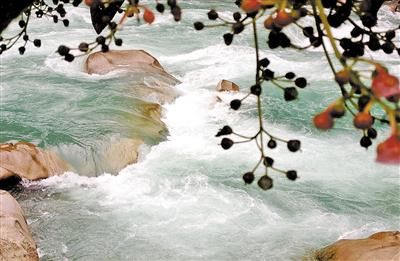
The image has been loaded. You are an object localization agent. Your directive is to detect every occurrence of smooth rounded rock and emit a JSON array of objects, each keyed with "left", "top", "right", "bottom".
[
  {"left": 313, "top": 231, "right": 400, "bottom": 261},
  {"left": 216, "top": 80, "right": 240, "bottom": 92},
  {"left": 0, "top": 190, "right": 39, "bottom": 260},
  {"left": 0, "top": 142, "right": 70, "bottom": 182}
]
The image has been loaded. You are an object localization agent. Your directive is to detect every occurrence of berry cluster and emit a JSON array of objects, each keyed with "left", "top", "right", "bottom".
[
  {"left": 0, "top": 0, "right": 181, "bottom": 58},
  {"left": 0, "top": 0, "right": 72, "bottom": 55},
  {"left": 55, "top": 0, "right": 181, "bottom": 61},
  {"left": 194, "top": 2, "right": 314, "bottom": 190},
  {"left": 193, "top": 0, "right": 400, "bottom": 189}
]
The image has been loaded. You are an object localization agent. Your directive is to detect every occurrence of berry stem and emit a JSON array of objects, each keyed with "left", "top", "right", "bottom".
[
  {"left": 314, "top": 0, "right": 342, "bottom": 61},
  {"left": 252, "top": 18, "right": 265, "bottom": 158}
]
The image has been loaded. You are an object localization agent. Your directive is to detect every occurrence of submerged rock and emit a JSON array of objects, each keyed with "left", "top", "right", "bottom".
[
  {"left": 0, "top": 142, "right": 70, "bottom": 182},
  {"left": 313, "top": 231, "right": 400, "bottom": 261},
  {"left": 216, "top": 80, "right": 240, "bottom": 92},
  {"left": 85, "top": 50, "right": 181, "bottom": 105},
  {"left": 85, "top": 50, "right": 179, "bottom": 81},
  {"left": 102, "top": 138, "right": 143, "bottom": 174},
  {"left": 0, "top": 190, "right": 39, "bottom": 260}
]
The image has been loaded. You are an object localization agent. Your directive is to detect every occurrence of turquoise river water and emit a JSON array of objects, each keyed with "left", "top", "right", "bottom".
[{"left": 0, "top": 1, "right": 399, "bottom": 260}]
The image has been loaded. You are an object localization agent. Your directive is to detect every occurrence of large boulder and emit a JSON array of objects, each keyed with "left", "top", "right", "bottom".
[
  {"left": 313, "top": 231, "right": 400, "bottom": 261},
  {"left": 0, "top": 190, "right": 39, "bottom": 260},
  {"left": 85, "top": 50, "right": 181, "bottom": 104},
  {"left": 85, "top": 50, "right": 178, "bottom": 80},
  {"left": 216, "top": 80, "right": 240, "bottom": 92},
  {"left": 0, "top": 142, "right": 70, "bottom": 182}
]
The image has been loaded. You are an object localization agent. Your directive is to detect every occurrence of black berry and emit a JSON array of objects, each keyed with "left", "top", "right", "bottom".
[
  {"left": 250, "top": 84, "right": 262, "bottom": 96},
  {"left": 230, "top": 99, "right": 241, "bottom": 110},
  {"left": 287, "top": 140, "right": 301, "bottom": 152},
  {"left": 216, "top": 126, "right": 233, "bottom": 137},
  {"left": 194, "top": 22, "right": 204, "bottom": 31},
  {"left": 221, "top": 138, "right": 234, "bottom": 150},
  {"left": 243, "top": 172, "right": 255, "bottom": 184},
  {"left": 360, "top": 136, "right": 372, "bottom": 148},
  {"left": 207, "top": 10, "right": 218, "bottom": 20},
  {"left": 284, "top": 87, "right": 298, "bottom": 101},
  {"left": 286, "top": 170, "right": 297, "bottom": 181},
  {"left": 258, "top": 176, "right": 273, "bottom": 190},
  {"left": 294, "top": 77, "right": 307, "bottom": 88},
  {"left": 267, "top": 139, "right": 277, "bottom": 149},
  {"left": 263, "top": 157, "right": 274, "bottom": 167}
]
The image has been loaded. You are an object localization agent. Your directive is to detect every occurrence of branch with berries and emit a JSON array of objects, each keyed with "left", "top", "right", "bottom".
[{"left": 194, "top": 0, "right": 399, "bottom": 190}]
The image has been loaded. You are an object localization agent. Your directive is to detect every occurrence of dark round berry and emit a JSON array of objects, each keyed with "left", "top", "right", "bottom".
[
  {"left": 78, "top": 42, "right": 89, "bottom": 52},
  {"left": 381, "top": 42, "right": 394, "bottom": 54},
  {"left": 194, "top": 22, "right": 204, "bottom": 31},
  {"left": 385, "top": 30, "right": 395, "bottom": 40},
  {"left": 23, "top": 35, "right": 29, "bottom": 41},
  {"left": 302, "top": 26, "right": 314, "bottom": 38},
  {"left": 287, "top": 140, "right": 301, "bottom": 152},
  {"left": 233, "top": 12, "right": 241, "bottom": 21},
  {"left": 33, "top": 39, "right": 41, "bottom": 47},
  {"left": 167, "top": 0, "right": 177, "bottom": 7},
  {"left": 258, "top": 176, "right": 273, "bottom": 190},
  {"left": 263, "top": 157, "right": 274, "bottom": 167},
  {"left": 286, "top": 170, "right": 297, "bottom": 181},
  {"left": 115, "top": 38, "right": 123, "bottom": 46},
  {"left": 109, "top": 22, "right": 117, "bottom": 30},
  {"left": 259, "top": 58, "right": 270, "bottom": 68},
  {"left": 171, "top": 6, "right": 182, "bottom": 21},
  {"left": 216, "top": 125, "right": 233, "bottom": 137},
  {"left": 18, "top": 46, "right": 25, "bottom": 55},
  {"left": 101, "top": 44, "right": 109, "bottom": 53},
  {"left": 230, "top": 99, "right": 241, "bottom": 110},
  {"left": 262, "top": 69, "right": 274, "bottom": 80},
  {"left": 221, "top": 138, "right": 234, "bottom": 150},
  {"left": 243, "top": 172, "right": 255, "bottom": 184},
  {"left": 63, "top": 19, "right": 69, "bottom": 27},
  {"left": 360, "top": 136, "right": 372, "bottom": 148},
  {"left": 223, "top": 33, "right": 234, "bottom": 46},
  {"left": 367, "top": 128, "right": 377, "bottom": 139},
  {"left": 361, "top": 14, "right": 377, "bottom": 27},
  {"left": 350, "top": 27, "right": 363, "bottom": 38},
  {"left": 267, "top": 139, "right": 277, "bottom": 149},
  {"left": 18, "top": 20, "right": 26, "bottom": 28},
  {"left": 72, "top": 0, "right": 82, "bottom": 7},
  {"left": 285, "top": 72, "right": 295, "bottom": 79},
  {"left": 156, "top": 3, "right": 165, "bottom": 13},
  {"left": 64, "top": 53, "right": 75, "bottom": 62},
  {"left": 298, "top": 8, "right": 308, "bottom": 17},
  {"left": 96, "top": 36, "right": 106, "bottom": 45},
  {"left": 57, "top": 45, "right": 70, "bottom": 56},
  {"left": 284, "top": 87, "right": 298, "bottom": 101},
  {"left": 294, "top": 77, "right": 307, "bottom": 88},
  {"left": 232, "top": 22, "right": 244, "bottom": 34},
  {"left": 367, "top": 35, "right": 380, "bottom": 51},
  {"left": 1, "top": 44, "right": 6, "bottom": 51},
  {"left": 207, "top": 9, "right": 218, "bottom": 20},
  {"left": 250, "top": 84, "right": 262, "bottom": 96}
]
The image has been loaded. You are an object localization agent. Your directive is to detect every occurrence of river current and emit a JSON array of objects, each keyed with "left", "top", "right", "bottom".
[{"left": 0, "top": 1, "right": 399, "bottom": 260}]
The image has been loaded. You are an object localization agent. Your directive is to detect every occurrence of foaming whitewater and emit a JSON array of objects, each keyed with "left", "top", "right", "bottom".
[{"left": 2, "top": 1, "right": 400, "bottom": 260}]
